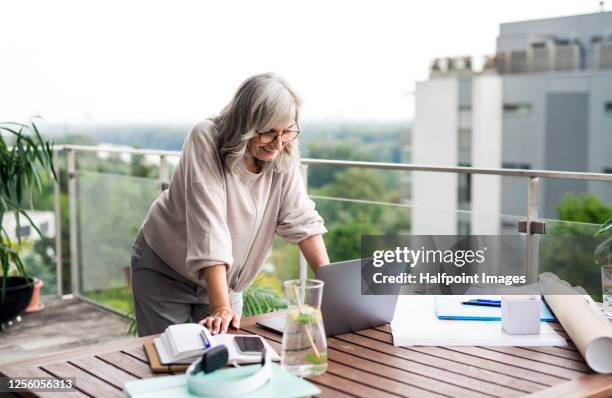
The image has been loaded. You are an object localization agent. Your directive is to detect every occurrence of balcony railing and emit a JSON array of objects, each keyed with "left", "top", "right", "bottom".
[{"left": 24, "top": 144, "right": 612, "bottom": 316}]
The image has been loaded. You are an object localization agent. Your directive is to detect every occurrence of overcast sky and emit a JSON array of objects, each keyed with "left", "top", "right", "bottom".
[{"left": 0, "top": 0, "right": 603, "bottom": 124}]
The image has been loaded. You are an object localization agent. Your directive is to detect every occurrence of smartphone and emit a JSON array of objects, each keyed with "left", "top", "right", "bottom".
[{"left": 233, "top": 336, "right": 264, "bottom": 355}]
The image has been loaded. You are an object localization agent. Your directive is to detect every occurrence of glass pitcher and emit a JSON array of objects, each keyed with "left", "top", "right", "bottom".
[{"left": 281, "top": 279, "right": 328, "bottom": 377}]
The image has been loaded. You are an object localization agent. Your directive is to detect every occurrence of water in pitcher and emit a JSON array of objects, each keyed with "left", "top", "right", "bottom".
[{"left": 281, "top": 280, "right": 328, "bottom": 377}]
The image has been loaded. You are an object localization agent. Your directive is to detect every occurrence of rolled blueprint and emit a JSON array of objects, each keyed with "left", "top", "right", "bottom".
[{"left": 541, "top": 274, "right": 612, "bottom": 374}]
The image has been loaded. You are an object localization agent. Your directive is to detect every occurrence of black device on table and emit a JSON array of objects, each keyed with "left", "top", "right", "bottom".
[{"left": 233, "top": 335, "right": 265, "bottom": 355}]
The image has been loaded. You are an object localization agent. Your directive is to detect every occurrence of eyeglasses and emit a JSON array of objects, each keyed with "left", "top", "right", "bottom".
[{"left": 257, "top": 123, "right": 300, "bottom": 145}]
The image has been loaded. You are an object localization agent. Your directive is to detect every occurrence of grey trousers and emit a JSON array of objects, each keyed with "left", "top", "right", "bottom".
[{"left": 130, "top": 230, "right": 243, "bottom": 337}]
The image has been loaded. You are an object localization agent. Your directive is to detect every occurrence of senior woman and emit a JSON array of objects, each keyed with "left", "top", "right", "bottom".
[{"left": 130, "top": 73, "right": 329, "bottom": 337}]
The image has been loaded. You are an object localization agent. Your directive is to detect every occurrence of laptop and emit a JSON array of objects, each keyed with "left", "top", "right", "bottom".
[{"left": 256, "top": 259, "right": 400, "bottom": 337}]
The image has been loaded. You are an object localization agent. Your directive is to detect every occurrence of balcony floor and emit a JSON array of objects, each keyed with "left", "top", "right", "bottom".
[{"left": 0, "top": 296, "right": 133, "bottom": 365}]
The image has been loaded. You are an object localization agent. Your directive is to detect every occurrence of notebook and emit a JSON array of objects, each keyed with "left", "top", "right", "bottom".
[
  {"left": 124, "top": 363, "right": 320, "bottom": 398},
  {"left": 153, "top": 323, "right": 280, "bottom": 365},
  {"left": 143, "top": 343, "right": 189, "bottom": 373},
  {"left": 434, "top": 295, "right": 555, "bottom": 321}
]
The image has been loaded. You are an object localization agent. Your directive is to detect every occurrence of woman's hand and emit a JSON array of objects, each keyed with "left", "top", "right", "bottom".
[
  {"left": 198, "top": 265, "right": 239, "bottom": 334},
  {"left": 199, "top": 305, "right": 240, "bottom": 334}
]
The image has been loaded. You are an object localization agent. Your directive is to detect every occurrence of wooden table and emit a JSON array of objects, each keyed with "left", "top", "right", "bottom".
[{"left": 1, "top": 311, "right": 611, "bottom": 398}]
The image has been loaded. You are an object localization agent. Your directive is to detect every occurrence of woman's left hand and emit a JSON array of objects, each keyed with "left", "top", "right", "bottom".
[{"left": 199, "top": 305, "right": 240, "bottom": 334}]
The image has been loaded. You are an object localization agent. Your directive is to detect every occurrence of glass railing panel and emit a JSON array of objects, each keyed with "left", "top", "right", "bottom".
[
  {"left": 69, "top": 158, "right": 610, "bottom": 315},
  {"left": 312, "top": 195, "right": 526, "bottom": 259},
  {"left": 539, "top": 218, "right": 604, "bottom": 301},
  {"left": 78, "top": 171, "right": 159, "bottom": 314}
]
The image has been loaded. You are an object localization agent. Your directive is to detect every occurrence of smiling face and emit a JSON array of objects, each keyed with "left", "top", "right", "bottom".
[{"left": 247, "top": 109, "right": 297, "bottom": 166}]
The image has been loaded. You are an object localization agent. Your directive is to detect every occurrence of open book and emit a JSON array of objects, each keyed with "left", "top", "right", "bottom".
[{"left": 153, "top": 323, "right": 280, "bottom": 365}]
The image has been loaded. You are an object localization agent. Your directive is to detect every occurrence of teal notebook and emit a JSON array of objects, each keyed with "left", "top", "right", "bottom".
[
  {"left": 123, "top": 363, "right": 320, "bottom": 398},
  {"left": 434, "top": 296, "right": 556, "bottom": 322}
]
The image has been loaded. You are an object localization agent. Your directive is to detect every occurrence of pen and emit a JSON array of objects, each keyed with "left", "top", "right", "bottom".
[
  {"left": 461, "top": 299, "right": 501, "bottom": 307},
  {"left": 200, "top": 330, "right": 211, "bottom": 349}
]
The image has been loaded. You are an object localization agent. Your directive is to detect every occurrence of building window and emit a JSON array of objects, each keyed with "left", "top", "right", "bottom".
[
  {"left": 502, "top": 162, "right": 531, "bottom": 170},
  {"left": 40, "top": 221, "right": 49, "bottom": 235},
  {"left": 509, "top": 50, "right": 528, "bottom": 74},
  {"left": 503, "top": 103, "right": 532, "bottom": 116},
  {"left": 16, "top": 225, "right": 31, "bottom": 238}
]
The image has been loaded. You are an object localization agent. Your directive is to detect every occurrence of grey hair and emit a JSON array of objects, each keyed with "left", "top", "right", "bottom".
[{"left": 212, "top": 72, "right": 301, "bottom": 174}]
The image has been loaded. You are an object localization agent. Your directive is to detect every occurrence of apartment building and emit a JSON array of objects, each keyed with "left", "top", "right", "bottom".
[{"left": 413, "top": 11, "right": 612, "bottom": 234}]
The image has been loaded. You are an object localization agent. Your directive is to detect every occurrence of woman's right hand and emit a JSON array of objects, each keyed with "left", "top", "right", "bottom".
[
  {"left": 198, "top": 305, "right": 240, "bottom": 334},
  {"left": 198, "top": 265, "right": 239, "bottom": 334}
]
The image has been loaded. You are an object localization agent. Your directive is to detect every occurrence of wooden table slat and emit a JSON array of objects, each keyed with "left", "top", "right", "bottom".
[
  {"left": 481, "top": 346, "right": 590, "bottom": 372},
  {"left": 523, "top": 374, "right": 612, "bottom": 398},
  {"left": 307, "top": 370, "right": 402, "bottom": 398},
  {"left": 41, "top": 362, "right": 123, "bottom": 398},
  {"left": 355, "top": 328, "right": 565, "bottom": 386},
  {"left": 96, "top": 351, "right": 156, "bottom": 379},
  {"left": 447, "top": 346, "right": 584, "bottom": 379},
  {"left": 519, "top": 346, "right": 587, "bottom": 361},
  {"left": 69, "top": 356, "right": 139, "bottom": 390},
  {"left": 335, "top": 331, "right": 544, "bottom": 394},
  {"left": 312, "top": 383, "right": 358, "bottom": 398},
  {"left": 121, "top": 346, "right": 149, "bottom": 363},
  {"left": 1, "top": 336, "right": 157, "bottom": 368}
]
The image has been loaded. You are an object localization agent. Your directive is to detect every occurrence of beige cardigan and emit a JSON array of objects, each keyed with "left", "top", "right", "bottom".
[{"left": 141, "top": 120, "right": 326, "bottom": 297}]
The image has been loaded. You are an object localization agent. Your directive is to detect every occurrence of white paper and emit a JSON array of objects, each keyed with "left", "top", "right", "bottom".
[{"left": 391, "top": 296, "right": 567, "bottom": 347}]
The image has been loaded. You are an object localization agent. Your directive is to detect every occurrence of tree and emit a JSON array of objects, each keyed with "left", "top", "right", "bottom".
[
  {"left": 314, "top": 168, "right": 410, "bottom": 263},
  {"left": 325, "top": 222, "right": 380, "bottom": 263},
  {"left": 555, "top": 193, "right": 612, "bottom": 225},
  {"left": 305, "top": 142, "right": 375, "bottom": 189}
]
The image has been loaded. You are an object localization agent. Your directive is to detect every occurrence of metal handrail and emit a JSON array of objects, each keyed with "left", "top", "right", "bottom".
[
  {"left": 53, "top": 144, "right": 612, "bottom": 182},
  {"left": 300, "top": 159, "right": 612, "bottom": 182},
  {"left": 53, "top": 144, "right": 180, "bottom": 157}
]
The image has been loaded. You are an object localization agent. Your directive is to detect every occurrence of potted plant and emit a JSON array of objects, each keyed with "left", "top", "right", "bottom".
[{"left": 0, "top": 121, "right": 55, "bottom": 325}]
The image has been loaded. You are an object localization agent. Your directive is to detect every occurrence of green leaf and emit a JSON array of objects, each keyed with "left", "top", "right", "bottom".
[
  {"left": 243, "top": 286, "right": 287, "bottom": 317},
  {"left": 18, "top": 209, "right": 44, "bottom": 240},
  {"left": 0, "top": 120, "right": 55, "bottom": 297},
  {"left": 594, "top": 235, "right": 612, "bottom": 264},
  {"left": 298, "top": 313, "right": 316, "bottom": 325},
  {"left": 304, "top": 352, "right": 327, "bottom": 365},
  {"left": 595, "top": 218, "right": 612, "bottom": 237}
]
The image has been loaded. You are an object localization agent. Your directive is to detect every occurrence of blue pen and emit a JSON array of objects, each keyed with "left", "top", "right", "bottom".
[
  {"left": 461, "top": 299, "right": 502, "bottom": 307},
  {"left": 200, "top": 330, "right": 211, "bottom": 349},
  {"left": 475, "top": 299, "right": 501, "bottom": 304}
]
